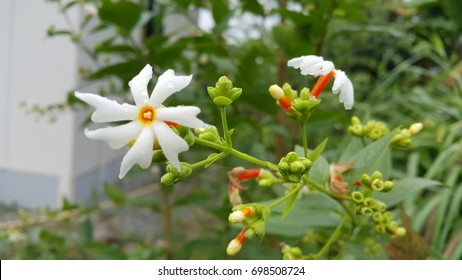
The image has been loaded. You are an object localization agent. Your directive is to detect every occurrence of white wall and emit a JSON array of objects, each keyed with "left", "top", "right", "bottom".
[{"left": 0, "top": 0, "right": 124, "bottom": 208}]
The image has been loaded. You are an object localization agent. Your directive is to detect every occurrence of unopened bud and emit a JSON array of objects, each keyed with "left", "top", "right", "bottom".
[
  {"left": 269, "top": 85, "right": 284, "bottom": 100},
  {"left": 226, "top": 239, "right": 243, "bottom": 256},
  {"left": 408, "top": 122, "right": 423, "bottom": 135}
]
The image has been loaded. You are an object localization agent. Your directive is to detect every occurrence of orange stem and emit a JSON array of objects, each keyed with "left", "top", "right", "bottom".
[{"left": 311, "top": 71, "right": 335, "bottom": 98}]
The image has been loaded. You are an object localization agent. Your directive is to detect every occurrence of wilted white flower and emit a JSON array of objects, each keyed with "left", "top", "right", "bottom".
[{"left": 76, "top": 65, "right": 207, "bottom": 179}]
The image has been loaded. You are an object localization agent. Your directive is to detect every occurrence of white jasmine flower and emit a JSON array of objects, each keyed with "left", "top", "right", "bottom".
[
  {"left": 288, "top": 55, "right": 354, "bottom": 110},
  {"left": 76, "top": 65, "right": 207, "bottom": 179}
]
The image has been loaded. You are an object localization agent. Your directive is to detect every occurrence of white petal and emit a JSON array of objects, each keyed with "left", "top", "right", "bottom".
[
  {"left": 84, "top": 121, "right": 142, "bottom": 149},
  {"left": 332, "top": 70, "right": 348, "bottom": 94},
  {"left": 288, "top": 55, "right": 323, "bottom": 69},
  {"left": 119, "top": 127, "right": 155, "bottom": 179},
  {"left": 332, "top": 70, "right": 354, "bottom": 110},
  {"left": 339, "top": 81, "right": 354, "bottom": 110},
  {"left": 75, "top": 92, "right": 137, "bottom": 123},
  {"left": 301, "top": 60, "right": 334, "bottom": 76},
  {"left": 150, "top": 69, "right": 193, "bottom": 106},
  {"left": 128, "top": 64, "right": 153, "bottom": 106},
  {"left": 156, "top": 106, "right": 207, "bottom": 128},
  {"left": 153, "top": 121, "right": 189, "bottom": 170}
]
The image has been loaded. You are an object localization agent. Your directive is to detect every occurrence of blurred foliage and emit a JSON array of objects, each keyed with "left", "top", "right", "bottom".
[{"left": 4, "top": 0, "right": 461, "bottom": 260}]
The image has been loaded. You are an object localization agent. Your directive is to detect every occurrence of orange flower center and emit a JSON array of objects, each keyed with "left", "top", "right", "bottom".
[{"left": 138, "top": 105, "right": 156, "bottom": 126}]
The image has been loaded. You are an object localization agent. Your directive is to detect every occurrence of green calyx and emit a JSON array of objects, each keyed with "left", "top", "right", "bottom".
[
  {"left": 278, "top": 152, "right": 312, "bottom": 183},
  {"left": 195, "top": 126, "right": 220, "bottom": 143},
  {"left": 160, "top": 162, "right": 192, "bottom": 186},
  {"left": 207, "top": 76, "right": 242, "bottom": 107}
]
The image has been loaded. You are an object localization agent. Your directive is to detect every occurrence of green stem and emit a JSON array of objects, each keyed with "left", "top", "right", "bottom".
[
  {"left": 311, "top": 218, "right": 347, "bottom": 260},
  {"left": 300, "top": 123, "right": 308, "bottom": 157},
  {"left": 194, "top": 137, "right": 278, "bottom": 170},
  {"left": 220, "top": 107, "right": 232, "bottom": 146},
  {"left": 268, "top": 184, "right": 304, "bottom": 209},
  {"left": 306, "top": 179, "right": 350, "bottom": 201},
  {"left": 189, "top": 152, "right": 227, "bottom": 170}
]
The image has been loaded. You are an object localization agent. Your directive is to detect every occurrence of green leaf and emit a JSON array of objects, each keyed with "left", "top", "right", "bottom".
[
  {"left": 264, "top": 193, "right": 342, "bottom": 237},
  {"left": 348, "top": 130, "right": 395, "bottom": 179},
  {"left": 242, "top": 0, "right": 264, "bottom": 14},
  {"left": 99, "top": 0, "right": 142, "bottom": 32},
  {"left": 374, "top": 178, "right": 442, "bottom": 207},
  {"left": 308, "top": 154, "right": 330, "bottom": 185},
  {"left": 307, "top": 138, "right": 328, "bottom": 162},
  {"left": 282, "top": 187, "right": 300, "bottom": 218},
  {"left": 103, "top": 183, "right": 126, "bottom": 205}
]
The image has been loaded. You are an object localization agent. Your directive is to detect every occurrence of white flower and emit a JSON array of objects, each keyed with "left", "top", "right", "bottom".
[
  {"left": 75, "top": 65, "right": 207, "bottom": 179},
  {"left": 288, "top": 55, "right": 354, "bottom": 110}
]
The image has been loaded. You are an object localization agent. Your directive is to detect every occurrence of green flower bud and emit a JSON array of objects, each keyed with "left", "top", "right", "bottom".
[
  {"left": 371, "top": 179, "right": 384, "bottom": 192},
  {"left": 250, "top": 219, "right": 266, "bottom": 241},
  {"left": 360, "top": 206, "right": 374, "bottom": 216},
  {"left": 373, "top": 201, "right": 387, "bottom": 212},
  {"left": 300, "top": 87, "right": 310, "bottom": 100},
  {"left": 277, "top": 152, "right": 312, "bottom": 183},
  {"left": 375, "top": 224, "right": 386, "bottom": 234},
  {"left": 290, "top": 161, "right": 305, "bottom": 174},
  {"left": 152, "top": 150, "right": 166, "bottom": 162},
  {"left": 383, "top": 211, "right": 393, "bottom": 221},
  {"left": 195, "top": 126, "right": 220, "bottom": 143},
  {"left": 372, "top": 212, "right": 383, "bottom": 223},
  {"left": 160, "top": 173, "right": 176, "bottom": 186},
  {"left": 371, "top": 171, "right": 383, "bottom": 181},
  {"left": 351, "top": 116, "right": 361, "bottom": 125},
  {"left": 162, "top": 163, "right": 192, "bottom": 186},
  {"left": 207, "top": 76, "right": 242, "bottom": 107},
  {"left": 282, "top": 244, "right": 303, "bottom": 260},
  {"left": 359, "top": 174, "right": 371, "bottom": 186},
  {"left": 349, "top": 124, "right": 365, "bottom": 136},
  {"left": 383, "top": 181, "right": 394, "bottom": 192},
  {"left": 291, "top": 99, "right": 310, "bottom": 113},
  {"left": 351, "top": 191, "right": 364, "bottom": 204},
  {"left": 282, "top": 83, "right": 297, "bottom": 100}
]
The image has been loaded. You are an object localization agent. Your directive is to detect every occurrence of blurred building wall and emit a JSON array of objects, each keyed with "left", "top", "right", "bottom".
[{"left": 0, "top": 0, "right": 125, "bottom": 208}]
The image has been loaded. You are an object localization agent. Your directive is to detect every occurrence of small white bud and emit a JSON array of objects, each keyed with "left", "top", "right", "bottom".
[
  {"left": 269, "top": 85, "right": 284, "bottom": 100},
  {"left": 228, "top": 211, "right": 245, "bottom": 223},
  {"left": 226, "top": 239, "right": 243, "bottom": 256}
]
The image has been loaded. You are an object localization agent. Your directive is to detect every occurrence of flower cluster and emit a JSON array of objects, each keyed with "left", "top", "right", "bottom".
[
  {"left": 288, "top": 55, "right": 354, "bottom": 110},
  {"left": 226, "top": 204, "right": 270, "bottom": 256},
  {"left": 75, "top": 65, "right": 207, "bottom": 179}
]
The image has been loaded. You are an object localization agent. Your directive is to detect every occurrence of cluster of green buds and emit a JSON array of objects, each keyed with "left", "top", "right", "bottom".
[
  {"left": 351, "top": 171, "right": 405, "bottom": 237},
  {"left": 281, "top": 244, "right": 304, "bottom": 260},
  {"left": 277, "top": 152, "right": 312, "bottom": 183},
  {"left": 160, "top": 162, "right": 192, "bottom": 186},
  {"left": 194, "top": 125, "right": 220, "bottom": 143},
  {"left": 348, "top": 117, "right": 389, "bottom": 141},
  {"left": 226, "top": 204, "right": 270, "bottom": 256},
  {"left": 268, "top": 83, "right": 320, "bottom": 124},
  {"left": 359, "top": 171, "right": 394, "bottom": 192},
  {"left": 207, "top": 76, "right": 242, "bottom": 107},
  {"left": 372, "top": 211, "right": 406, "bottom": 237},
  {"left": 391, "top": 122, "right": 423, "bottom": 147},
  {"left": 351, "top": 191, "right": 386, "bottom": 216}
]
